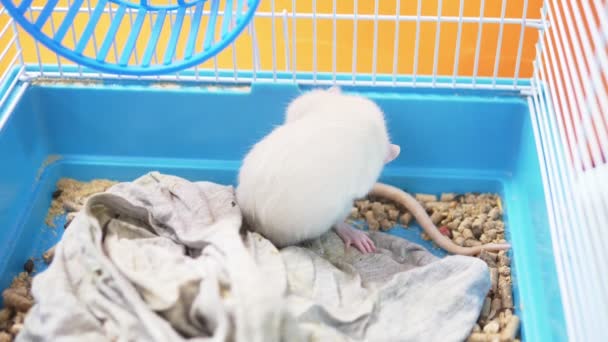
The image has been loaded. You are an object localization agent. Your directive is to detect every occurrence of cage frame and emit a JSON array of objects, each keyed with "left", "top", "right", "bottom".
[{"left": 0, "top": 1, "right": 607, "bottom": 341}]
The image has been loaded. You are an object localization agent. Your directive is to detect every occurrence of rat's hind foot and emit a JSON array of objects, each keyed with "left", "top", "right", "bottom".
[{"left": 335, "top": 222, "right": 376, "bottom": 253}]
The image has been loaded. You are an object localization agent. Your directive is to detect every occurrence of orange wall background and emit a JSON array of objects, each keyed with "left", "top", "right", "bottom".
[{"left": 0, "top": 0, "right": 543, "bottom": 79}]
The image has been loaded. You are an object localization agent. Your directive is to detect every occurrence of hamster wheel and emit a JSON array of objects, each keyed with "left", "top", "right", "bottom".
[{"left": 1, "top": 0, "right": 261, "bottom": 75}]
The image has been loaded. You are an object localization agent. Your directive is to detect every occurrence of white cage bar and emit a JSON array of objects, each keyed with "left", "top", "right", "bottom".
[
  {"left": 1, "top": 1, "right": 546, "bottom": 90},
  {"left": 0, "top": 1, "right": 607, "bottom": 341},
  {"left": 0, "top": 5, "right": 25, "bottom": 128},
  {"left": 529, "top": 1, "right": 608, "bottom": 341}
]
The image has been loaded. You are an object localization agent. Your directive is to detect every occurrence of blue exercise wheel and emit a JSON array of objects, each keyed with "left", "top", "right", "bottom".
[{"left": 1, "top": 0, "right": 261, "bottom": 75}]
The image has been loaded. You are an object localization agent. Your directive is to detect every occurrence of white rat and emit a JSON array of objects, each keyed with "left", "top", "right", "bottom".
[
  {"left": 236, "top": 86, "right": 398, "bottom": 253},
  {"left": 236, "top": 86, "right": 511, "bottom": 255}
]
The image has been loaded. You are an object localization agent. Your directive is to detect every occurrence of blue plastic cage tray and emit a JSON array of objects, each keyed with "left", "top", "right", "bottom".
[
  {"left": 0, "top": 68, "right": 566, "bottom": 342},
  {"left": 1, "top": 0, "right": 261, "bottom": 75}
]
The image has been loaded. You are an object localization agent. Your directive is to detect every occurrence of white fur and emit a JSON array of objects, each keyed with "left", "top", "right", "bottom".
[
  {"left": 284, "top": 85, "right": 341, "bottom": 124},
  {"left": 236, "top": 88, "right": 391, "bottom": 247}
]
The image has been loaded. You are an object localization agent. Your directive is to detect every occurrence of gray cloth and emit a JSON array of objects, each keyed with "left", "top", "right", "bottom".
[{"left": 18, "top": 172, "right": 490, "bottom": 342}]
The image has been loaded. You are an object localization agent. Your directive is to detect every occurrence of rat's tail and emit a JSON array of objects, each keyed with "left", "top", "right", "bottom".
[{"left": 370, "top": 183, "right": 511, "bottom": 256}]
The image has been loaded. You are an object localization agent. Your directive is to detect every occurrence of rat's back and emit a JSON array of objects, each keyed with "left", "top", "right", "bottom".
[{"left": 236, "top": 93, "right": 390, "bottom": 247}]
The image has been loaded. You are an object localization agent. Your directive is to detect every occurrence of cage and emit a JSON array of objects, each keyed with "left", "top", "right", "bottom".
[{"left": 0, "top": 0, "right": 606, "bottom": 341}]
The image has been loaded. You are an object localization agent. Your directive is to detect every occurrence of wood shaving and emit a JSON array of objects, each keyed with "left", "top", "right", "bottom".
[
  {"left": 35, "top": 155, "right": 62, "bottom": 181},
  {"left": 0, "top": 273, "right": 33, "bottom": 340},
  {"left": 0, "top": 176, "right": 112, "bottom": 340},
  {"left": 0, "top": 332, "right": 11, "bottom": 342},
  {"left": 30, "top": 77, "right": 103, "bottom": 87},
  {"left": 0, "top": 178, "right": 121, "bottom": 340},
  {"left": 42, "top": 245, "right": 56, "bottom": 264},
  {"left": 45, "top": 178, "right": 117, "bottom": 227},
  {"left": 4, "top": 182, "right": 519, "bottom": 341},
  {"left": 349, "top": 191, "right": 520, "bottom": 341}
]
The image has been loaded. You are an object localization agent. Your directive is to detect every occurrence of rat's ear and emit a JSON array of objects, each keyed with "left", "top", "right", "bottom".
[
  {"left": 384, "top": 144, "right": 400, "bottom": 164},
  {"left": 327, "top": 85, "right": 341, "bottom": 93}
]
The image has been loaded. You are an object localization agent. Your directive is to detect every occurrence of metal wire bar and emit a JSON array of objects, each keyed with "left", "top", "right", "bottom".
[
  {"left": 371, "top": 0, "right": 378, "bottom": 85},
  {"left": 332, "top": 0, "right": 336, "bottom": 84},
  {"left": 291, "top": 0, "right": 296, "bottom": 81},
  {"left": 532, "top": 0, "right": 608, "bottom": 340},
  {"left": 0, "top": 15, "right": 25, "bottom": 107},
  {"left": 10, "top": 0, "right": 546, "bottom": 91},
  {"left": 451, "top": 0, "right": 465, "bottom": 87},
  {"left": 48, "top": 10, "right": 63, "bottom": 76},
  {"left": 391, "top": 0, "right": 400, "bottom": 86},
  {"left": 281, "top": 9, "right": 289, "bottom": 72},
  {"left": 513, "top": 0, "right": 529, "bottom": 86},
  {"left": 271, "top": 0, "right": 277, "bottom": 81},
  {"left": 472, "top": 0, "right": 485, "bottom": 87},
  {"left": 26, "top": 7, "right": 44, "bottom": 75},
  {"left": 431, "top": 0, "right": 443, "bottom": 87},
  {"left": 491, "top": 0, "right": 507, "bottom": 87},
  {"left": 412, "top": 0, "right": 421, "bottom": 86},
  {"left": 250, "top": 21, "right": 259, "bottom": 81},
  {"left": 312, "top": 0, "right": 316, "bottom": 83},
  {"left": 0, "top": 81, "right": 28, "bottom": 132},
  {"left": 351, "top": 0, "right": 358, "bottom": 84}
]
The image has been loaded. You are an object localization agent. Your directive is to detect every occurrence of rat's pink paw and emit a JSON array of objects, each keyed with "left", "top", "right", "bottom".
[{"left": 335, "top": 222, "right": 376, "bottom": 253}]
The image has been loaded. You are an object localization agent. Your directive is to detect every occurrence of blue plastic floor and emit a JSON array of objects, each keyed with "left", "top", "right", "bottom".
[{"left": 0, "top": 72, "right": 566, "bottom": 341}]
